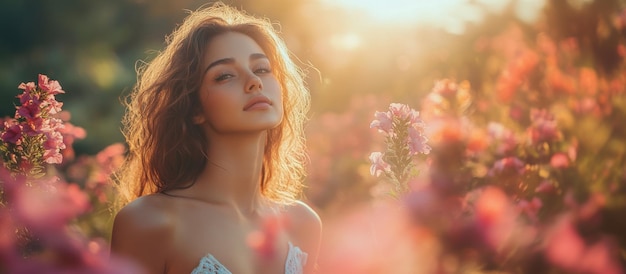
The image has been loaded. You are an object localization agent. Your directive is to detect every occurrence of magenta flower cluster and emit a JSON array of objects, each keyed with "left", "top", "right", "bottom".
[
  {"left": 0, "top": 75, "right": 141, "bottom": 274},
  {"left": 0, "top": 74, "right": 66, "bottom": 174}
]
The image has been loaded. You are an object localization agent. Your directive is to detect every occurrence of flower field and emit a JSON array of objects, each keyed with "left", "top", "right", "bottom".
[{"left": 1, "top": 0, "right": 625, "bottom": 273}]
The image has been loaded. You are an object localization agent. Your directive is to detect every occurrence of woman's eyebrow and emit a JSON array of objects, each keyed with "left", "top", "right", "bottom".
[
  {"left": 250, "top": 53, "right": 268, "bottom": 61},
  {"left": 204, "top": 57, "right": 234, "bottom": 75},
  {"left": 203, "top": 53, "right": 269, "bottom": 75}
]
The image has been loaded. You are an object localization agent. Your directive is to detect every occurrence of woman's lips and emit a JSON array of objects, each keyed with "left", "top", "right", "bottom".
[{"left": 244, "top": 95, "right": 272, "bottom": 111}]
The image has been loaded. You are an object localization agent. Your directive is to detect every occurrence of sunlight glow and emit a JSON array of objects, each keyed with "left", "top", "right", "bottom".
[
  {"left": 330, "top": 33, "right": 362, "bottom": 50},
  {"left": 322, "top": 0, "right": 547, "bottom": 33}
]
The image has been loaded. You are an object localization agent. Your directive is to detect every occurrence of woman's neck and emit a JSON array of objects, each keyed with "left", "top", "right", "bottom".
[{"left": 193, "top": 132, "right": 268, "bottom": 216}]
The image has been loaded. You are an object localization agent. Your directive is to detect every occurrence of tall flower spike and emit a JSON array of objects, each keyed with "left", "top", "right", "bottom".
[{"left": 369, "top": 103, "right": 430, "bottom": 197}]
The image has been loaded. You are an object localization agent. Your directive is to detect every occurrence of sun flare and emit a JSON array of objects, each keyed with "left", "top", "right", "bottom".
[{"left": 321, "top": 0, "right": 545, "bottom": 33}]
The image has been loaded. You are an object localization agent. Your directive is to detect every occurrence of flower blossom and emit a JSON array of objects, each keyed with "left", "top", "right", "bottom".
[
  {"left": 408, "top": 127, "right": 431, "bottom": 155},
  {"left": 370, "top": 111, "right": 393, "bottom": 134},
  {"left": 1, "top": 122, "right": 22, "bottom": 144},
  {"left": 369, "top": 152, "right": 390, "bottom": 177},
  {"left": 1, "top": 74, "right": 67, "bottom": 174},
  {"left": 37, "top": 74, "right": 65, "bottom": 95},
  {"left": 369, "top": 103, "right": 430, "bottom": 196},
  {"left": 528, "top": 109, "right": 562, "bottom": 144},
  {"left": 487, "top": 122, "right": 518, "bottom": 155},
  {"left": 489, "top": 156, "right": 526, "bottom": 176}
]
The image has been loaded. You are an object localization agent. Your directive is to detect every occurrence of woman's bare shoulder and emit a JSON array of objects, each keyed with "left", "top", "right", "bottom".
[
  {"left": 283, "top": 200, "right": 322, "bottom": 273},
  {"left": 284, "top": 200, "right": 322, "bottom": 230},
  {"left": 113, "top": 194, "right": 175, "bottom": 232},
  {"left": 282, "top": 201, "right": 321, "bottom": 244},
  {"left": 111, "top": 194, "right": 175, "bottom": 273}
]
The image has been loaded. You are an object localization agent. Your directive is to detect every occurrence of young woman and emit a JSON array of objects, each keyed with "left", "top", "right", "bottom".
[{"left": 110, "top": 3, "right": 321, "bottom": 274}]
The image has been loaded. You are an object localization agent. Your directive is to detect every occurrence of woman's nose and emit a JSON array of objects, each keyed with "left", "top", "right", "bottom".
[{"left": 246, "top": 73, "right": 263, "bottom": 93}]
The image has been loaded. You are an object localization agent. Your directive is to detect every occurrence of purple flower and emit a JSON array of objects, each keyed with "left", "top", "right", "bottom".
[
  {"left": 408, "top": 127, "right": 431, "bottom": 155},
  {"left": 370, "top": 111, "right": 393, "bottom": 134},
  {"left": 369, "top": 103, "right": 430, "bottom": 196},
  {"left": 369, "top": 152, "right": 390, "bottom": 177},
  {"left": 1, "top": 122, "right": 22, "bottom": 144}
]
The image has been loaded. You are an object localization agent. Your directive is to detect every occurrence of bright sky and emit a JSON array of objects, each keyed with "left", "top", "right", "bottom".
[{"left": 322, "top": 0, "right": 546, "bottom": 34}]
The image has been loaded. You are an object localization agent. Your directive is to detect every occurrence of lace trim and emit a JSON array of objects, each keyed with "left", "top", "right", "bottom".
[
  {"left": 285, "top": 241, "right": 308, "bottom": 274},
  {"left": 191, "top": 254, "right": 232, "bottom": 274},
  {"left": 190, "top": 242, "right": 307, "bottom": 274}
]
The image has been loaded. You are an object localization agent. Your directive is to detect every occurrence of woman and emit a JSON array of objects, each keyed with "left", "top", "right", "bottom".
[{"left": 110, "top": 3, "right": 321, "bottom": 274}]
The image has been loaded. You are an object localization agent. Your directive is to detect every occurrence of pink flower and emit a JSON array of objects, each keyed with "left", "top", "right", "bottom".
[
  {"left": 545, "top": 216, "right": 623, "bottom": 274},
  {"left": 13, "top": 177, "right": 90, "bottom": 234},
  {"left": 16, "top": 88, "right": 40, "bottom": 106},
  {"left": 535, "top": 180, "right": 556, "bottom": 194},
  {"left": 432, "top": 79, "right": 458, "bottom": 98},
  {"left": 490, "top": 157, "right": 525, "bottom": 176},
  {"left": 528, "top": 109, "right": 561, "bottom": 144},
  {"left": 17, "top": 81, "right": 36, "bottom": 93},
  {"left": 408, "top": 127, "right": 431, "bottom": 155},
  {"left": 370, "top": 111, "right": 393, "bottom": 134},
  {"left": 389, "top": 103, "right": 412, "bottom": 120},
  {"left": 517, "top": 197, "right": 542, "bottom": 222},
  {"left": 579, "top": 68, "right": 598, "bottom": 96},
  {"left": 578, "top": 241, "right": 624, "bottom": 274},
  {"left": 474, "top": 187, "right": 518, "bottom": 249},
  {"left": 42, "top": 128, "right": 66, "bottom": 164},
  {"left": 550, "top": 153, "right": 570, "bottom": 168},
  {"left": 475, "top": 187, "right": 510, "bottom": 226},
  {"left": 16, "top": 101, "right": 41, "bottom": 120},
  {"left": 43, "top": 97, "right": 64, "bottom": 115},
  {"left": 20, "top": 116, "right": 44, "bottom": 136},
  {"left": 1, "top": 122, "right": 22, "bottom": 144},
  {"left": 487, "top": 122, "right": 518, "bottom": 155},
  {"left": 369, "top": 152, "right": 390, "bottom": 177},
  {"left": 496, "top": 50, "right": 539, "bottom": 103},
  {"left": 37, "top": 74, "right": 65, "bottom": 95},
  {"left": 545, "top": 216, "right": 586, "bottom": 270}
]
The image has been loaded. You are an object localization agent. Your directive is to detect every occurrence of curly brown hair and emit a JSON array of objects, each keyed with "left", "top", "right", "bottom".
[{"left": 115, "top": 2, "right": 310, "bottom": 207}]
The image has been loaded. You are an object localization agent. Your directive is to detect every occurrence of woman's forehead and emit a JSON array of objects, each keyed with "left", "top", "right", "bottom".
[{"left": 203, "top": 32, "right": 267, "bottom": 64}]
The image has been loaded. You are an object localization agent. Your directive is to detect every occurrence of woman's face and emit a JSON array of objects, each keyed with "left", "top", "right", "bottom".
[{"left": 196, "top": 31, "right": 283, "bottom": 135}]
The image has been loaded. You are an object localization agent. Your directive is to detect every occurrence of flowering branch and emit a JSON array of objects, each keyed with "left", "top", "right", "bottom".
[
  {"left": 369, "top": 103, "right": 431, "bottom": 197},
  {"left": 0, "top": 74, "right": 66, "bottom": 178}
]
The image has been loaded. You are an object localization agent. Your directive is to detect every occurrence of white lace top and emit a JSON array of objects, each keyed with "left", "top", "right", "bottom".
[{"left": 191, "top": 241, "right": 307, "bottom": 274}]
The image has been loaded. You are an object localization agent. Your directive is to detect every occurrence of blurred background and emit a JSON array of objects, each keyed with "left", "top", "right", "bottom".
[
  {"left": 1, "top": 0, "right": 561, "bottom": 152},
  {"left": 2, "top": 0, "right": 626, "bottom": 230}
]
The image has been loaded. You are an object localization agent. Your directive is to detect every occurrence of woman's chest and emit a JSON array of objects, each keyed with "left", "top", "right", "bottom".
[{"left": 165, "top": 211, "right": 291, "bottom": 274}]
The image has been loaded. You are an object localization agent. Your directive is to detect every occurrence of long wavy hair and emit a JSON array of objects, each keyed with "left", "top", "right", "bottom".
[{"left": 114, "top": 2, "right": 310, "bottom": 207}]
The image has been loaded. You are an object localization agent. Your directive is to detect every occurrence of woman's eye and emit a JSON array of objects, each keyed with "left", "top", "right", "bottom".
[
  {"left": 215, "top": 73, "right": 234, "bottom": 81},
  {"left": 254, "top": 67, "right": 272, "bottom": 74}
]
